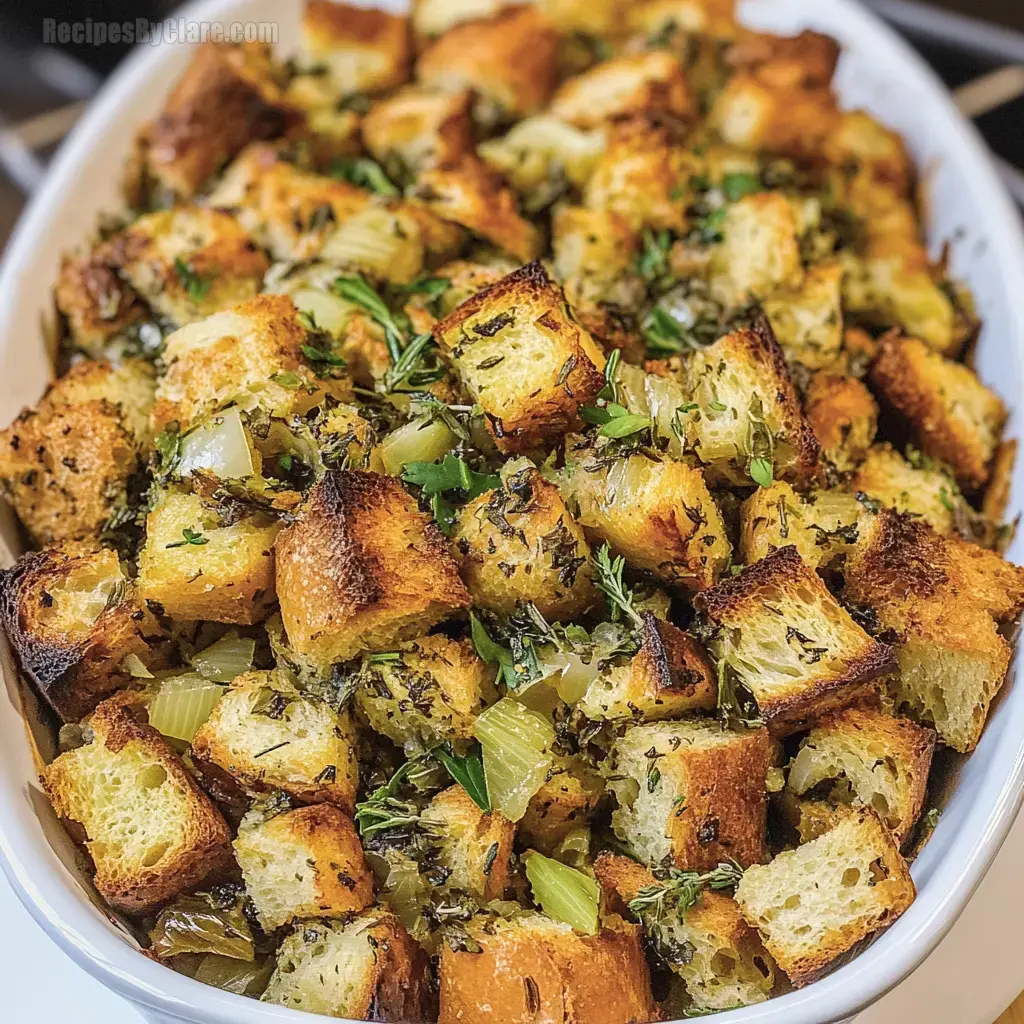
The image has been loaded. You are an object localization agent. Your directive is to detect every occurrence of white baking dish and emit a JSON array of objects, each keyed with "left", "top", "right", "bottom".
[{"left": 0, "top": 1, "right": 1022, "bottom": 1022}]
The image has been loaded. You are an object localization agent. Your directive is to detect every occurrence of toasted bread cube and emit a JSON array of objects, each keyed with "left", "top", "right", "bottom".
[
  {"left": 520, "top": 757, "right": 604, "bottom": 855},
  {"left": 452, "top": 469, "right": 597, "bottom": 620},
  {"left": 362, "top": 84, "right": 473, "bottom": 181},
  {"left": 869, "top": 333, "right": 1005, "bottom": 491},
  {"left": 678, "top": 319, "right": 821, "bottom": 485},
  {"left": 739, "top": 481, "right": 864, "bottom": 570},
  {"left": 823, "top": 110, "right": 912, "bottom": 196},
  {"left": 579, "top": 613, "right": 716, "bottom": 722},
  {"left": 983, "top": 438, "right": 1017, "bottom": 526},
  {"left": 416, "top": 7, "right": 559, "bottom": 125},
  {"left": 850, "top": 444, "right": 960, "bottom": 535},
  {"left": 844, "top": 509, "right": 1024, "bottom": 751},
  {"left": 438, "top": 911, "right": 657, "bottom": 1024},
  {"left": 550, "top": 50, "right": 695, "bottom": 128},
  {"left": 708, "top": 192, "right": 803, "bottom": 308},
  {"left": 695, "top": 547, "right": 896, "bottom": 733},
  {"left": 410, "top": 156, "right": 542, "bottom": 262},
  {"left": 626, "top": 0, "right": 738, "bottom": 41},
  {"left": 137, "top": 490, "right": 278, "bottom": 625},
  {"left": 54, "top": 256, "right": 147, "bottom": 356},
  {"left": 0, "top": 360, "right": 155, "bottom": 546},
  {"left": 564, "top": 445, "right": 731, "bottom": 590},
  {"left": 595, "top": 852, "right": 775, "bottom": 1012},
  {"left": 434, "top": 263, "right": 604, "bottom": 453},
  {"left": 151, "top": 294, "right": 349, "bottom": 432},
  {"left": 235, "top": 804, "right": 374, "bottom": 930},
  {"left": 263, "top": 909, "right": 435, "bottom": 1020},
  {"left": 355, "top": 634, "right": 497, "bottom": 752},
  {"left": 276, "top": 471, "right": 469, "bottom": 669},
  {"left": 191, "top": 669, "right": 360, "bottom": 810},
  {"left": 131, "top": 43, "right": 297, "bottom": 201},
  {"left": 584, "top": 114, "right": 694, "bottom": 232},
  {"left": 421, "top": 785, "right": 516, "bottom": 900},
  {"left": 804, "top": 372, "right": 879, "bottom": 471},
  {"left": 42, "top": 695, "right": 231, "bottom": 912},
  {"left": 607, "top": 719, "right": 773, "bottom": 870},
  {"left": 786, "top": 706, "right": 935, "bottom": 844},
  {"left": 762, "top": 261, "right": 844, "bottom": 370},
  {"left": 0, "top": 547, "right": 169, "bottom": 721},
  {"left": 535, "top": 0, "right": 622, "bottom": 36},
  {"left": 98, "top": 207, "right": 268, "bottom": 327},
  {"left": 734, "top": 806, "right": 915, "bottom": 986},
  {"left": 412, "top": 0, "right": 507, "bottom": 38}
]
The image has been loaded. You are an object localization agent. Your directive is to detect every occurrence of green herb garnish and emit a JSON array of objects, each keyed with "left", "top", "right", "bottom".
[
  {"left": 173, "top": 257, "right": 212, "bottom": 303},
  {"left": 165, "top": 527, "right": 209, "bottom": 549},
  {"left": 330, "top": 157, "right": 400, "bottom": 196},
  {"left": 592, "top": 544, "right": 644, "bottom": 629},
  {"left": 434, "top": 745, "right": 491, "bottom": 812}
]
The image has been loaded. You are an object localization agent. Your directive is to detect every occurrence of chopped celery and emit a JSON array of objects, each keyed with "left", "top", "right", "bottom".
[
  {"left": 376, "top": 415, "right": 457, "bottom": 476},
  {"left": 193, "top": 954, "right": 273, "bottom": 996},
  {"left": 474, "top": 698, "right": 554, "bottom": 821},
  {"left": 178, "top": 407, "right": 256, "bottom": 480},
  {"left": 190, "top": 632, "right": 256, "bottom": 683},
  {"left": 148, "top": 674, "right": 226, "bottom": 742},
  {"left": 121, "top": 653, "right": 154, "bottom": 678},
  {"left": 554, "top": 827, "right": 591, "bottom": 869},
  {"left": 524, "top": 850, "right": 600, "bottom": 935},
  {"left": 150, "top": 891, "right": 254, "bottom": 960}
]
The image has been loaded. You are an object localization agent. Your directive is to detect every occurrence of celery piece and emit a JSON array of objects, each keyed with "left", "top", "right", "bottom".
[
  {"left": 148, "top": 674, "right": 226, "bottom": 743},
  {"left": 524, "top": 850, "right": 600, "bottom": 935},
  {"left": 190, "top": 632, "right": 256, "bottom": 683}
]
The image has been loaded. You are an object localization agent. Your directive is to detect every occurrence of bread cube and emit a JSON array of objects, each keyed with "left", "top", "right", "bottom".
[
  {"left": 762, "top": 261, "right": 844, "bottom": 370},
  {"left": 726, "top": 28, "right": 840, "bottom": 87},
  {"left": 786, "top": 706, "right": 935, "bottom": 844},
  {"left": 734, "top": 806, "right": 915, "bottom": 986},
  {"left": 626, "top": 0, "right": 738, "bottom": 41},
  {"left": 595, "top": 852, "right": 775, "bottom": 1012},
  {"left": 869, "top": 333, "right": 1005, "bottom": 491},
  {"left": 550, "top": 50, "right": 695, "bottom": 128},
  {"left": 355, "top": 634, "right": 497, "bottom": 752},
  {"left": 137, "top": 489, "right": 278, "bottom": 625},
  {"left": 54, "top": 256, "right": 147, "bottom": 357},
  {"left": 130, "top": 43, "right": 297, "bottom": 201},
  {"left": 438, "top": 911, "right": 657, "bottom": 1024},
  {"left": 411, "top": 0, "right": 508, "bottom": 38},
  {"left": 823, "top": 110, "right": 912, "bottom": 196},
  {"left": 739, "top": 481, "right": 864, "bottom": 570},
  {"left": 416, "top": 7, "right": 559, "bottom": 125},
  {"left": 520, "top": 757, "right": 604, "bottom": 855},
  {"left": 0, "top": 359, "right": 155, "bottom": 546},
  {"left": 421, "top": 785, "right": 516, "bottom": 900},
  {"left": 695, "top": 547, "right": 896, "bottom": 733},
  {"left": 263, "top": 909, "right": 435, "bottom": 1020},
  {"left": 434, "top": 263, "right": 604, "bottom": 453},
  {"left": 563, "top": 444, "right": 731, "bottom": 590},
  {"left": 452, "top": 469, "right": 597, "bottom": 620},
  {"left": 191, "top": 669, "right": 360, "bottom": 810},
  {"left": 804, "top": 372, "right": 879, "bottom": 471},
  {"left": 850, "top": 444, "right": 960, "bottom": 536},
  {"left": 98, "top": 207, "right": 268, "bottom": 327},
  {"left": 42, "top": 694, "right": 231, "bottom": 911},
  {"left": 606, "top": 718, "right": 773, "bottom": 870},
  {"left": 410, "top": 156, "right": 542, "bottom": 262},
  {"left": 0, "top": 547, "right": 169, "bottom": 721},
  {"left": 579, "top": 614, "right": 716, "bottom": 722},
  {"left": 235, "top": 804, "right": 374, "bottom": 930},
  {"left": 276, "top": 471, "right": 469, "bottom": 669},
  {"left": 677, "top": 319, "right": 821, "bottom": 485},
  {"left": 844, "top": 509, "right": 1024, "bottom": 751}
]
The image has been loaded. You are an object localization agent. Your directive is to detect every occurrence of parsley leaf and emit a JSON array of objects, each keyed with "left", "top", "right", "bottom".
[
  {"left": 165, "top": 527, "right": 209, "bottom": 549},
  {"left": 434, "top": 745, "right": 491, "bottom": 812},
  {"left": 301, "top": 344, "right": 346, "bottom": 367},
  {"left": 173, "top": 257, "right": 212, "bottom": 303},
  {"left": 330, "top": 157, "right": 400, "bottom": 196},
  {"left": 721, "top": 172, "right": 762, "bottom": 202},
  {"left": 397, "top": 274, "right": 451, "bottom": 302},
  {"left": 402, "top": 454, "right": 500, "bottom": 501},
  {"left": 635, "top": 228, "right": 673, "bottom": 283},
  {"left": 599, "top": 412, "right": 653, "bottom": 439},
  {"left": 469, "top": 612, "right": 519, "bottom": 688},
  {"left": 749, "top": 456, "right": 774, "bottom": 489}
]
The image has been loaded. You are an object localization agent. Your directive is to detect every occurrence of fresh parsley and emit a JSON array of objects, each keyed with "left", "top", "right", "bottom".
[
  {"left": 434, "top": 745, "right": 490, "bottom": 813},
  {"left": 469, "top": 612, "right": 519, "bottom": 689},
  {"left": 402, "top": 454, "right": 500, "bottom": 534},
  {"left": 721, "top": 171, "right": 762, "bottom": 203},
  {"left": 635, "top": 227, "right": 673, "bottom": 284},
  {"left": 330, "top": 157, "right": 400, "bottom": 196},
  {"left": 165, "top": 527, "right": 209, "bottom": 549},
  {"left": 173, "top": 257, "right": 212, "bottom": 303},
  {"left": 301, "top": 343, "right": 346, "bottom": 368},
  {"left": 749, "top": 456, "right": 774, "bottom": 489}
]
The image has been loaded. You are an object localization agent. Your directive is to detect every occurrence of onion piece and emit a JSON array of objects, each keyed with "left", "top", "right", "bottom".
[
  {"left": 178, "top": 407, "right": 256, "bottom": 481},
  {"left": 376, "top": 416, "right": 457, "bottom": 476},
  {"left": 189, "top": 632, "right": 256, "bottom": 683},
  {"left": 148, "top": 674, "right": 226, "bottom": 743}
]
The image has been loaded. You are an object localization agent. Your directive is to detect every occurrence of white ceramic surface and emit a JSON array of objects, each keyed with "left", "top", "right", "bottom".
[{"left": 0, "top": 2, "right": 1023, "bottom": 1023}]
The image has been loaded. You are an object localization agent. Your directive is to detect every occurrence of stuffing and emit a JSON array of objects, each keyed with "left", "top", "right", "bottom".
[
  {"left": 761, "top": 261, "right": 845, "bottom": 370},
  {"left": 54, "top": 256, "right": 147, "bottom": 357},
  {"left": 803, "top": 371, "right": 879, "bottom": 471}
]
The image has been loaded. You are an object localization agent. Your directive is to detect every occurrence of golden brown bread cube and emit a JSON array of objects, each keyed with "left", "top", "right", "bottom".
[
  {"left": 54, "top": 256, "right": 147, "bottom": 357},
  {"left": 520, "top": 757, "right": 604, "bottom": 855},
  {"left": 761, "top": 261, "right": 845, "bottom": 371},
  {"left": 234, "top": 803, "right": 374, "bottom": 930},
  {"left": 0, "top": 359, "right": 155, "bottom": 547},
  {"left": 276, "top": 470, "right": 470, "bottom": 669},
  {"left": 130, "top": 43, "right": 298, "bottom": 201},
  {"left": 606, "top": 718, "right": 774, "bottom": 871},
  {"left": 416, "top": 6, "right": 560, "bottom": 125},
  {"left": 695, "top": 546, "right": 896, "bottom": 733},
  {"left": 137, "top": 489, "right": 279, "bottom": 625},
  {"left": 726, "top": 27, "right": 840, "bottom": 87},
  {"left": 41, "top": 694, "right": 231, "bottom": 912},
  {"left": 191, "top": 669, "right": 360, "bottom": 811},
  {"left": 452, "top": 468, "right": 597, "bottom": 620},
  {"left": 734, "top": 806, "right": 915, "bottom": 987},
  {"left": 438, "top": 911, "right": 658, "bottom": 1024},
  {"left": 434, "top": 262, "right": 605, "bottom": 453},
  {"left": 804, "top": 371, "right": 879, "bottom": 471},
  {"left": 869, "top": 332, "right": 1006, "bottom": 492},
  {"left": 355, "top": 634, "right": 497, "bottom": 752},
  {"left": 0, "top": 547, "right": 169, "bottom": 722},
  {"left": 263, "top": 909, "right": 436, "bottom": 1021},
  {"left": 626, "top": 0, "right": 738, "bottom": 41},
  {"left": 786, "top": 706, "right": 935, "bottom": 844},
  {"left": 823, "top": 109, "right": 912, "bottom": 196}
]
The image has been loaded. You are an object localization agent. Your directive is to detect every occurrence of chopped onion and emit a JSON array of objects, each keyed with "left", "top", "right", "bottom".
[
  {"left": 290, "top": 287, "right": 357, "bottom": 338},
  {"left": 121, "top": 653, "right": 154, "bottom": 679},
  {"left": 192, "top": 955, "right": 272, "bottom": 997},
  {"left": 148, "top": 674, "right": 226, "bottom": 743},
  {"left": 190, "top": 632, "right": 256, "bottom": 683},
  {"left": 178, "top": 407, "right": 256, "bottom": 481},
  {"left": 376, "top": 416, "right": 457, "bottom": 476},
  {"left": 553, "top": 827, "right": 591, "bottom": 869},
  {"left": 475, "top": 698, "right": 554, "bottom": 822},
  {"left": 524, "top": 850, "right": 600, "bottom": 935},
  {"left": 320, "top": 206, "right": 424, "bottom": 283}
]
